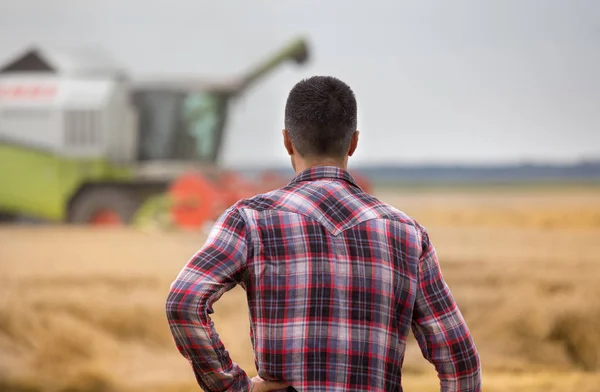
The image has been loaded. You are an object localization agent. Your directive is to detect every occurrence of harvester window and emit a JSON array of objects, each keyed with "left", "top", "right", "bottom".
[
  {"left": 134, "top": 91, "right": 225, "bottom": 163},
  {"left": 183, "top": 94, "right": 221, "bottom": 161}
]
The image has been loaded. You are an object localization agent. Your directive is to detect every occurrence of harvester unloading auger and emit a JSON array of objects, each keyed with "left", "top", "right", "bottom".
[{"left": 0, "top": 38, "right": 372, "bottom": 230}]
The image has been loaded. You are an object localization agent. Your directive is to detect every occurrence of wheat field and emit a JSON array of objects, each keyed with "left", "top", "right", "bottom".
[{"left": 1, "top": 185, "right": 600, "bottom": 392}]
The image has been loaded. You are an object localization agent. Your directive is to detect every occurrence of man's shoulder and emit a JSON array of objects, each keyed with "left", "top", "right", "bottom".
[
  {"left": 358, "top": 192, "right": 423, "bottom": 230},
  {"left": 233, "top": 187, "right": 289, "bottom": 212}
]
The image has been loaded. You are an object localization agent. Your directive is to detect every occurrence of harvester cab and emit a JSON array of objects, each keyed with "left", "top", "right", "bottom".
[{"left": 0, "top": 38, "right": 311, "bottom": 228}]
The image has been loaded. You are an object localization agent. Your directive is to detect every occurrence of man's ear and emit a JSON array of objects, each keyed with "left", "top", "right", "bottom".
[
  {"left": 348, "top": 130, "right": 359, "bottom": 157},
  {"left": 282, "top": 129, "right": 294, "bottom": 156}
]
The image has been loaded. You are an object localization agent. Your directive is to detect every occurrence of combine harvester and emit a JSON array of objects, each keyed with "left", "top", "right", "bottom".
[{"left": 0, "top": 39, "right": 371, "bottom": 230}]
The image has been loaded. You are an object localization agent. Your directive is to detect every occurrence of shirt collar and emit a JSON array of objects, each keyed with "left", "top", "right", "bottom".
[{"left": 289, "top": 166, "right": 362, "bottom": 190}]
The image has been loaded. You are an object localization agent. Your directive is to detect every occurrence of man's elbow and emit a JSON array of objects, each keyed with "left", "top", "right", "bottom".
[
  {"left": 436, "top": 338, "right": 481, "bottom": 391},
  {"left": 165, "top": 283, "right": 188, "bottom": 325},
  {"left": 165, "top": 280, "right": 208, "bottom": 325},
  {"left": 454, "top": 342, "right": 482, "bottom": 391}
]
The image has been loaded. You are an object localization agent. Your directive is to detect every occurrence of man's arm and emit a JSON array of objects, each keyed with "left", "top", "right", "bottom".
[
  {"left": 165, "top": 206, "right": 251, "bottom": 392},
  {"left": 411, "top": 228, "right": 482, "bottom": 392}
]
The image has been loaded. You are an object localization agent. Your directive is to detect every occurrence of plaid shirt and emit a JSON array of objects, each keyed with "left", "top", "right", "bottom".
[{"left": 166, "top": 166, "right": 481, "bottom": 392}]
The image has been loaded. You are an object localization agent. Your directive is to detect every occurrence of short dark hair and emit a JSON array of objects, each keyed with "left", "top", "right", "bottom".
[{"left": 284, "top": 76, "right": 357, "bottom": 157}]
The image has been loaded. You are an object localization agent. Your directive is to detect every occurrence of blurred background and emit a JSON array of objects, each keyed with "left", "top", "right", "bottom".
[{"left": 0, "top": 1, "right": 599, "bottom": 391}]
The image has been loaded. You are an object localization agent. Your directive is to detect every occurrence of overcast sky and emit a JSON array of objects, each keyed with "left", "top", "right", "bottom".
[{"left": 1, "top": 0, "right": 599, "bottom": 166}]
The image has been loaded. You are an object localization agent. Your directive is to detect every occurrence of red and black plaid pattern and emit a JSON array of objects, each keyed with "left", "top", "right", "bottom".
[{"left": 166, "top": 166, "right": 481, "bottom": 392}]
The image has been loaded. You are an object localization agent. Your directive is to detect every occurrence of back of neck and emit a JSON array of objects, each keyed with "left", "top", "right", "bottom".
[{"left": 294, "top": 157, "right": 347, "bottom": 175}]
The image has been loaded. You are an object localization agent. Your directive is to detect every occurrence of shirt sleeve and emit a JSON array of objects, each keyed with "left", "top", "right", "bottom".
[
  {"left": 411, "top": 228, "right": 482, "bottom": 392},
  {"left": 166, "top": 206, "right": 252, "bottom": 392}
]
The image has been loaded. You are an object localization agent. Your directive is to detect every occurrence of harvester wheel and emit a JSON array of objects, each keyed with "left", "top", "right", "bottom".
[
  {"left": 0, "top": 212, "right": 18, "bottom": 222},
  {"left": 68, "top": 187, "right": 140, "bottom": 226}
]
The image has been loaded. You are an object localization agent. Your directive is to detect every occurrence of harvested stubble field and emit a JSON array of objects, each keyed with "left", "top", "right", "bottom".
[{"left": 1, "top": 185, "right": 600, "bottom": 392}]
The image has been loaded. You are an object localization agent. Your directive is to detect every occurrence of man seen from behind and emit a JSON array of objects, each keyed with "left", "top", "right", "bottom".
[{"left": 166, "top": 76, "right": 482, "bottom": 392}]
